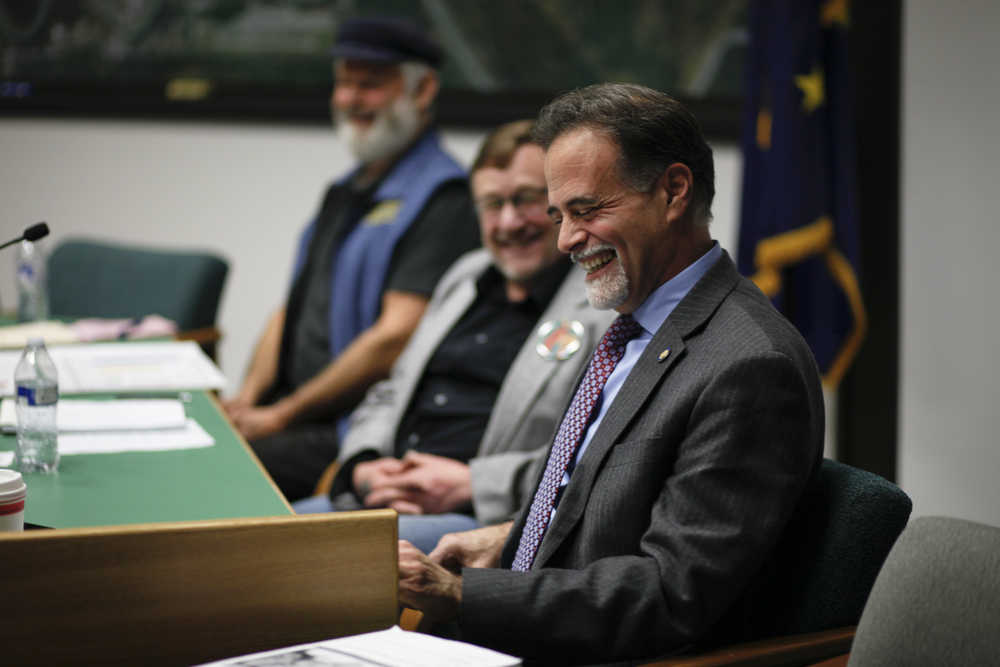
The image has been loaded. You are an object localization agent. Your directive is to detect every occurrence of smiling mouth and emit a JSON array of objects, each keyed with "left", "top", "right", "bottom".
[
  {"left": 496, "top": 229, "right": 543, "bottom": 249},
  {"left": 349, "top": 113, "right": 374, "bottom": 126},
  {"left": 573, "top": 248, "right": 616, "bottom": 274},
  {"left": 339, "top": 108, "right": 376, "bottom": 127}
]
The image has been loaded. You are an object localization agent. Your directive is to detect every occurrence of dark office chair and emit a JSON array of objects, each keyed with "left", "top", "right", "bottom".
[
  {"left": 642, "top": 459, "right": 912, "bottom": 666},
  {"left": 847, "top": 516, "right": 1000, "bottom": 666},
  {"left": 47, "top": 238, "right": 229, "bottom": 352}
]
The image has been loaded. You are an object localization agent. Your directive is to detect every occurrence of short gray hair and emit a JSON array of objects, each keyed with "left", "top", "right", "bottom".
[
  {"left": 400, "top": 61, "right": 434, "bottom": 95},
  {"left": 533, "top": 83, "right": 715, "bottom": 224}
]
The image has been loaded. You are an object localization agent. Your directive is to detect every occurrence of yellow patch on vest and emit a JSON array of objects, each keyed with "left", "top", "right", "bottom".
[{"left": 361, "top": 200, "right": 402, "bottom": 226}]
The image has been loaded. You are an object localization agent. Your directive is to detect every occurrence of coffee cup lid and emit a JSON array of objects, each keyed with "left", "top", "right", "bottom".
[{"left": 0, "top": 469, "right": 26, "bottom": 502}]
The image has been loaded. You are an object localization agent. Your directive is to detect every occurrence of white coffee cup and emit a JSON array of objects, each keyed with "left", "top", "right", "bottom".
[{"left": 0, "top": 469, "right": 27, "bottom": 531}]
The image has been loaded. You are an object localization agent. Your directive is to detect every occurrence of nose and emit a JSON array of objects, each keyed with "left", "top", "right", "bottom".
[
  {"left": 557, "top": 217, "right": 586, "bottom": 254},
  {"left": 497, "top": 199, "right": 527, "bottom": 233},
  {"left": 332, "top": 83, "right": 358, "bottom": 111}
]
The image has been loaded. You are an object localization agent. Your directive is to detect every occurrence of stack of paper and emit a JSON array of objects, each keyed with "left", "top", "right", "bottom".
[
  {"left": 0, "top": 398, "right": 213, "bottom": 463},
  {"left": 1, "top": 398, "right": 186, "bottom": 432},
  {"left": 0, "top": 340, "right": 227, "bottom": 396},
  {"left": 197, "top": 625, "right": 521, "bottom": 666},
  {"left": 0, "top": 321, "right": 78, "bottom": 349}
]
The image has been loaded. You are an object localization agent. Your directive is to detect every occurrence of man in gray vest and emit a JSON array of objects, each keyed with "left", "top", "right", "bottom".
[{"left": 223, "top": 17, "right": 479, "bottom": 501}]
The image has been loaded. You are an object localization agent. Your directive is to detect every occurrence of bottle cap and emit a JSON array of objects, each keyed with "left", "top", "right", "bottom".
[{"left": 0, "top": 469, "right": 27, "bottom": 503}]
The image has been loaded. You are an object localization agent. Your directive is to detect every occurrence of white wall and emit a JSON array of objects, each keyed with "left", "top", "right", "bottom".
[
  {"left": 9, "top": 1, "right": 996, "bottom": 528},
  {"left": 899, "top": 0, "right": 1000, "bottom": 526},
  {"left": 0, "top": 116, "right": 741, "bottom": 395}
]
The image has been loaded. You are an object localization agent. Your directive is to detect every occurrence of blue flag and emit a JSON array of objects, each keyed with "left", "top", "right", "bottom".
[{"left": 737, "top": 0, "right": 866, "bottom": 387}]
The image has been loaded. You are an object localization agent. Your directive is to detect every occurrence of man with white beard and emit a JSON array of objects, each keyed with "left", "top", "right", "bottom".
[{"left": 223, "top": 17, "right": 479, "bottom": 501}]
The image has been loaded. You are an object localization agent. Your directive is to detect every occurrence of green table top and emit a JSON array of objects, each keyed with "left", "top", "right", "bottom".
[{"left": 1, "top": 391, "right": 291, "bottom": 528}]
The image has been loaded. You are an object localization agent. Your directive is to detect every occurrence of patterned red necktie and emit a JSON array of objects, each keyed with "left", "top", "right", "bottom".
[{"left": 511, "top": 314, "right": 643, "bottom": 572}]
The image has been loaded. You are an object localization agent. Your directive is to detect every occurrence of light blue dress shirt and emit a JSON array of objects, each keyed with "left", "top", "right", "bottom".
[{"left": 558, "top": 242, "right": 723, "bottom": 493}]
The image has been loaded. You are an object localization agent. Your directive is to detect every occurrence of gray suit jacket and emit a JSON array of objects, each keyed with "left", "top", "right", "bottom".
[
  {"left": 335, "top": 248, "right": 615, "bottom": 524},
  {"left": 460, "top": 252, "right": 825, "bottom": 665}
]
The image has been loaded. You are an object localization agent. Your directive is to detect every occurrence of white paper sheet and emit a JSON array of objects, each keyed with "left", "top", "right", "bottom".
[
  {"left": 0, "top": 321, "right": 78, "bottom": 349},
  {"left": 0, "top": 341, "right": 226, "bottom": 396},
  {"left": 56, "top": 418, "right": 213, "bottom": 455},
  {"left": 0, "top": 398, "right": 187, "bottom": 432},
  {"left": 197, "top": 626, "right": 521, "bottom": 667}
]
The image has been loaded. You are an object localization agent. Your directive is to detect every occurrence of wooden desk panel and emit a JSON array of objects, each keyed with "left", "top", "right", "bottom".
[{"left": 0, "top": 511, "right": 398, "bottom": 666}]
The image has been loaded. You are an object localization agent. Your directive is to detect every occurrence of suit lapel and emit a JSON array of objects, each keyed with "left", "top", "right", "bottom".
[
  {"left": 479, "top": 271, "right": 592, "bottom": 455},
  {"left": 532, "top": 253, "right": 742, "bottom": 567},
  {"left": 392, "top": 276, "right": 478, "bottom": 420}
]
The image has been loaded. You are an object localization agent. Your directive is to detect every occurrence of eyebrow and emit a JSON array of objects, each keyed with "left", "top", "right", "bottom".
[
  {"left": 566, "top": 196, "right": 601, "bottom": 208},
  {"left": 548, "top": 195, "right": 600, "bottom": 218}
]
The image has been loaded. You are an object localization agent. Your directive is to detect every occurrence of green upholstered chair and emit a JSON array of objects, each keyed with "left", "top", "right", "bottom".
[
  {"left": 749, "top": 458, "right": 914, "bottom": 637},
  {"left": 643, "top": 459, "right": 912, "bottom": 666},
  {"left": 47, "top": 238, "right": 228, "bottom": 334},
  {"left": 847, "top": 516, "right": 1000, "bottom": 666}
]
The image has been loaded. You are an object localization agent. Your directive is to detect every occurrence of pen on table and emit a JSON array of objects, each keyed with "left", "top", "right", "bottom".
[
  {"left": 110, "top": 392, "right": 192, "bottom": 402},
  {"left": 117, "top": 317, "right": 142, "bottom": 340}
]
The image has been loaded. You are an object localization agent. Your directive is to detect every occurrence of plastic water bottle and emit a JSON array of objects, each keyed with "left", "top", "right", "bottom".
[
  {"left": 14, "top": 338, "right": 59, "bottom": 474},
  {"left": 16, "top": 239, "right": 49, "bottom": 322}
]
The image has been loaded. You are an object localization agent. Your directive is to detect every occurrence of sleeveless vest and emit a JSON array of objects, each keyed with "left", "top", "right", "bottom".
[{"left": 290, "top": 130, "right": 466, "bottom": 433}]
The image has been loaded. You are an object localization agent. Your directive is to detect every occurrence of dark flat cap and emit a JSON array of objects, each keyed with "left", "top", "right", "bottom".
[{"left": 331, "top": 17, "right": 443, "bottom": 67}]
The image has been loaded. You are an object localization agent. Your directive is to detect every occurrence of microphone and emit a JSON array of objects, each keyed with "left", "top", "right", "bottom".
[{"left": 0, "top": 222, "right": 49, "bottom": 250}]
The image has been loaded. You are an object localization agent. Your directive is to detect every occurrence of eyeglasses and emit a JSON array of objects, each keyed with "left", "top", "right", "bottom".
[{"left": 475, "top": 186, "right": 548, "bottom": 218}]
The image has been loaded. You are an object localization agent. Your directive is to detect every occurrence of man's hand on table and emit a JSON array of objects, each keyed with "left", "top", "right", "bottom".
[
  {"left": 397, "top": 522, "right": 512, "bottom": 621},
  {"left": 398, "top": 539, "right": 462, "bottom": 622}
]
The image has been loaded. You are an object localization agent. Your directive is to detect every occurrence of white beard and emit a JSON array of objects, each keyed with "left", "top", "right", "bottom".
[
  {"left": 584, "top": 256, "right": 630, "bottom": 310},
  {"left": 336, "top": 94, "right": 422, "bottom": 164},
  {"left": 572, "top": 245, "right": 630, "bottom": 311}
]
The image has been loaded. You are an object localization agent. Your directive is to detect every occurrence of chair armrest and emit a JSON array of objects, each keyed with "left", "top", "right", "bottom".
[
  {"left": 176, "top": 325, "right": 221, "bottom": 346},
  {"left": 641, "top": 626, "right": 854, "bottom": 667},
  {"left": 400, "top": 608, "right": 429, "bottom": 632},
  {"left": 313, "top": 461, "right": 341, "bottom": 497},
  {"left": 176, "top": 326, "right": 222, "bottom": 361}
]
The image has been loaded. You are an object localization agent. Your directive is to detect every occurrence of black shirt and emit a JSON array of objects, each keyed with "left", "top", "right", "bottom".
[
  {"left": 279, "top": 175, "right": 479, "bottom": 398},
  {"left": 392, "top": 258, "right": 572, "bottom": 464}
]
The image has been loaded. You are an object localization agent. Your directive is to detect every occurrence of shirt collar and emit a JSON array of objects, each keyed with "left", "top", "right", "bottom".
[
  {"left": 477, "top": 256, "right": 572, "bottom": 308},
  {"left": 632, "top": 242, "right": 722, "bottom": 336}
]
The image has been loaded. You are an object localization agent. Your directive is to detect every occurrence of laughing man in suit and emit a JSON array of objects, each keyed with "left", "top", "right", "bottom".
[
  {"left": 294, "top": 120, "right": 614, "bottom": 554},
  {"left": 398, "top": 84, "right": 825, "bottom": 665}
]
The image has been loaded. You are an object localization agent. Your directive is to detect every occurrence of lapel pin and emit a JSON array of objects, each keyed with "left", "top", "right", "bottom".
[
  {"left": 658, "top": 348, "right": 671, "bottom": 362},
  {"left": 535, "top": 319, "right": 585, "bottom": 361}
]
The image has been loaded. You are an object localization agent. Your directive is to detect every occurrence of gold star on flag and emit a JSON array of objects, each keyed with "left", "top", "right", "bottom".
[
  {"left": 794, "top": 66, "right": 825, "bottom": 113},
  {"left": 821, "top": 0, "right": 850, "bottom": 28},
  {"left": 756, "top": 109, "right": 772, "bottom": 149}
]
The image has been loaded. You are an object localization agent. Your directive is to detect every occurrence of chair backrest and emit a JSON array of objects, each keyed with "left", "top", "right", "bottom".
[
  {"left": 848, "top": 516, "right": 1000, "bottom": 666},
  {"left": 714, "top": 459, "right": 913, "bottom": 643},
  {"left": 0, "top": 510, "right": 398, "bottom": 666},
  {"left": 47, "top": 238, "right": 229, "bottom": 331}
]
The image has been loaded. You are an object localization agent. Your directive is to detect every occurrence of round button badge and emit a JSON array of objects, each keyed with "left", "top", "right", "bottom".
[{"left": 535, "top": 319, "right": 585, "bottom": 361}]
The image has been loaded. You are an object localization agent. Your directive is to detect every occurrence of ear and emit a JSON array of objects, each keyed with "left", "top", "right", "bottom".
[
  {"left": 413, "top": 70, "right": 440, "bottom": 114},
  {"left": 657, "top": 163, "right": 694, "bottom": 220}
]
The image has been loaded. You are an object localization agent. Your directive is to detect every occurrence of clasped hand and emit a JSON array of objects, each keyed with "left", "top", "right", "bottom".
[{"left": 353, "top": 451, "right": 472, "bottom": 515}]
